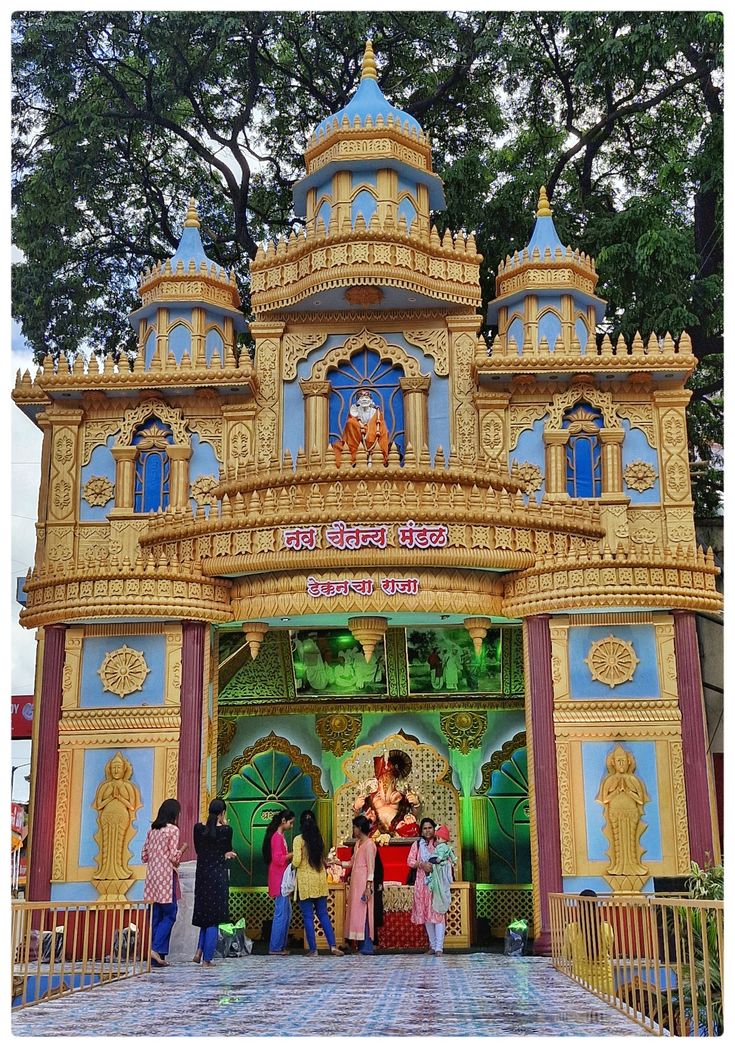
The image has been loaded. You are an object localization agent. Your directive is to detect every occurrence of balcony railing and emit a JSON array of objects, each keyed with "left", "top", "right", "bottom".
[
  {"left": 11, "top": 900, "right": 153, "bottom": 1010},
  {"left": 550, "top": 892, "right": 724, "bottom": 1036}
]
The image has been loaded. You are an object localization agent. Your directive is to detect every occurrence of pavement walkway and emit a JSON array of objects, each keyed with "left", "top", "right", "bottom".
[{"left": 11, "top": 952, "right": 644, "bottom": 1038}]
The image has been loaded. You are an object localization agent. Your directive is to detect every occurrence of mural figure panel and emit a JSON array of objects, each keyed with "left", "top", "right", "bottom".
[
  {"left": 407, "top": 627, "right": 501, "bottom": 693},
  {"left": 292, "top": 629, "right": 385, "bottom": 695},
  {"left": 596, "top": 744, "right": 650, "bottom": 877},
  {"left": 91, "top": 752, "right": 142, "bottom": 888}
]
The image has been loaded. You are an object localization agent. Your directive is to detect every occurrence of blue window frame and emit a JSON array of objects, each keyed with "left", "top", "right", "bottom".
[
  {"left": 133, "top": 417, "right": 173, "bottom": 512},
  {"left": 563, "top": 403, "right": 603, "bottom": 498},
  {"left": 328, "top": 348, "right": 405, "bottom": 459}
]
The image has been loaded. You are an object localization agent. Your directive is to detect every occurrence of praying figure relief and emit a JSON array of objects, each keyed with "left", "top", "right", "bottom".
[
  {"left": 332, "top": 388, "right": 390, "bottom": 466},
  {"left": 596, "top": 745, "right": 650, "bottom": 877},
  {"left": 92, "top": 752, "right": 142, "bottom": 885}
]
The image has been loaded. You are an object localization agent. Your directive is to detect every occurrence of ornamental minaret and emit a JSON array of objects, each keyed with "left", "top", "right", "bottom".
[{"left": 250, "top": 41, "right": 482, "bottom": 315}]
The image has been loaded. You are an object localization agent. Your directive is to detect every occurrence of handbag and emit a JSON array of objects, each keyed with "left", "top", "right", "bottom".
[{"left": 280, "top": 864, "right": 297, "bottom": 896}]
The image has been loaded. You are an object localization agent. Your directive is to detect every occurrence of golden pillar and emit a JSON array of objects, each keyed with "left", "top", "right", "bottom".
[
  {"left": 399, "top": 374, "right": 430, "bottom": 464},
  {"left": 543, "top": 429, "right": 570, "bottom": 499},
  {"left": 110, "top": 445, "right": 138, "bottom": 512},
  {"left": 599, "top": 428, "right": 625, "bottom": 493},
  {"left": 167, "top": 444, "right": 193, "bottom": 509},
  {"left": 300, "top": 379, "right": 331, "bottom": 464},
  {"left": 191, "top": 306, "right": 205, "bottom": 366}
]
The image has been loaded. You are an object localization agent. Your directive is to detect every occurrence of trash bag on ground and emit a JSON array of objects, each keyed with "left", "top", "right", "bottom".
[
  {"left": 217, "top": 918, "right": 253, "bottom": 958},
  {"left": 41, "top": 927, "right": 64, "bottom": 962},
  {"left": 504, "top": 918, "right": 528, "bottom": 956},
  {"left": 111, "top": 923, "right": 138, "bottom": 960}
]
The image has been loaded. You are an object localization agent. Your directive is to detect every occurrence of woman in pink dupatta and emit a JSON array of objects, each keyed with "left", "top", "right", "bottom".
[{"left": 341, "top": 814, "right": 377, "bottom": 955}]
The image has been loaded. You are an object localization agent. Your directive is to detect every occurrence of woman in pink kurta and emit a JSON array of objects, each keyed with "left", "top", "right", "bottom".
[
  {"left": 342, "top": 815, "right": 377, "bottom": 954},
  {"left": 407, "top": 817, "right": 447, "bottom": 955}
]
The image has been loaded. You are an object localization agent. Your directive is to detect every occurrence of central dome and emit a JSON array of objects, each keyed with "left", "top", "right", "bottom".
[{"left": 314, "top": 41, "right": 422, "bottom": 138}]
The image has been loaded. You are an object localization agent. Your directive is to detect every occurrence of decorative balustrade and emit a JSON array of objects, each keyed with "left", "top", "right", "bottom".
[
  {"left": 477, "top": 329, "right": 697, "bottom": 374},
  {"left": 250, "top": 214, "right": 482, "bottom": 312},
  {"left": 12, "top": 344, "right": 255, "bottom": 403}
]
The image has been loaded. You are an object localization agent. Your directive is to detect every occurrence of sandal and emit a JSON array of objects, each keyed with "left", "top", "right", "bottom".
[
  {"left": 151, "top": 951, "right": 169, "bottom": 968},
  {"left": 330, "top": 946, "right": 345, "bottom": 956},
  {"left": 305, "top": 950, "right": 318, "bottom": 957}
]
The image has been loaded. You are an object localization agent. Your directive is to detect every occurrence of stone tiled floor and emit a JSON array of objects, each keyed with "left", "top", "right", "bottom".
[{"left": 12, "top": 953, "right": 644, "bottom": 1037}]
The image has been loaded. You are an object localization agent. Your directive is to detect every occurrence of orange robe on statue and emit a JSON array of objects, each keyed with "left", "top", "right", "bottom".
[{"left": 333, "top": 409, "right": 390, "bottom": 466}]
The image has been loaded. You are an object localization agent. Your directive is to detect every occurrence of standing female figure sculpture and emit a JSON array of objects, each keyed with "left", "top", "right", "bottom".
[
  {"left": 596, "top": 745, "right": 650, "bottom": 876},
  {"left": 92, "top": 752, "right": 142, "bottom": 882}
]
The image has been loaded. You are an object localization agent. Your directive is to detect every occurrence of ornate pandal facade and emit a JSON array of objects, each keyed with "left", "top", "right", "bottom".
[{"left": 14, "top": 42, "right": 720, "bottom": 951}]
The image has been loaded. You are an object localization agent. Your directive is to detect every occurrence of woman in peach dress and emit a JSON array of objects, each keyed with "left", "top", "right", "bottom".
[{"left": 341, "top": 814, "right": 377, "bottom": 955}]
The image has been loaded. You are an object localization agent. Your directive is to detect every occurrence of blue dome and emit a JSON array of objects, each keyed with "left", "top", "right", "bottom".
[
  {"left": 315, "top": 75, "right": 423, "bottom": 139},
  {"left": 168, "top": 200, "right": 220, "bottom": 272},
  {"left": 524, "top": 187, "right": 564, "bottom": 257}
]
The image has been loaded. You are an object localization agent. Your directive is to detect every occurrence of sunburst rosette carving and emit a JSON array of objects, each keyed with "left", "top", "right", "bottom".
[
  {"left": 82, "top": 475, "right": 115, "bottom": 507},
  {"left": 511, "top": 460, "right": 543, "bottom": 495},
  {"left": 623, "top": 461, "right": 657, "bottom": 493},
  {"left": 191, "top": 474, "right": 219, "bottom": 507},
  {"left": 97, "top": 645, "right": 150, "bottom": 699},
  {"left": 583, "top": 635, "right": 639, "bottom": 688}
]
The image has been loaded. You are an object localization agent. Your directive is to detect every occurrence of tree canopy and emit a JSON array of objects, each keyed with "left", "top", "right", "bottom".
[{"left": 11, "top": 10, "right": 723, "bottom": 513}]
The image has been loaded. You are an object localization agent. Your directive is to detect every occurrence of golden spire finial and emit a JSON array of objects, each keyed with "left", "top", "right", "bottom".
[
  {"left": 184, "top": 198, "right": 200, "bottom": 228},
  {"left": 361, "top": 39, "right": 378, "bottom": 81},
  {"left": 536, "top": 186, "right": 553, "bottom": 218}
]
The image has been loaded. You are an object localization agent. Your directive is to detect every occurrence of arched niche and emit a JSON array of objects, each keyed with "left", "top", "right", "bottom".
[{"left": 111, "top": 399, "right": 191, "bottom": 513}]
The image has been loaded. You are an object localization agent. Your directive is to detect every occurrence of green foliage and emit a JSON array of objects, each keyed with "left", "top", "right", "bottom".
[
  {"left": 686, "top": 858, "right": 724, "bottom": 901},
  {"left": 12, "top": 11, "right": 723, "bottom": 513}
]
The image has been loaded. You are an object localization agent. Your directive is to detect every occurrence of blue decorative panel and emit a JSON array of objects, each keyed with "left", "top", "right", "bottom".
[
  {"left": 328, "top": 349, "right": 405, "bottom": 458},
  {"left": 511, "top": 416, "right": 547, "bottom": 506},
  {"left": 168, "top": 321, "right": 192, "bottom": 363},
  {"left": 351, "top": 188, "right": 377, "bottom": 227},
  {"left": 397, "top": 175, "right": 418, "bottom": 196},
  {"left": 507, "top": 316, "right": 524, "bottom": 353},
  {"left": 621, "top": 420, "right": 661, "bottom": 503},
  {"left": 315, "top": 200, "right": 331, "bottom": 231},
  {"left": 575, "top": 317, "right": 590, "bottom": 353},
  {"left": 352, "top": 171, "right": 377, "bottom": 189},
  {"left": 188, "top": 433, "right": 221, "bottom": 514},
  {"left": 568, "top": 624, "right": 659, "bottom": 698},
  {"left": 80, "top": 635, "right": 166, "bottom": 708},
  {"left": 564, "top": 402, "right": 602, "bottom": 498},
  {"left": 397, "top": 197, "right": 417, "bottom": 232},
  {"left": 133, "top": 416, "right": 172, "bottom": 513},
  {"left": 144, "top": 328, "right": 156, "bottom": 368},
  {"left": 205, "top": 326, "right": 224, "bottom": 365},
  {"left": 80, "top": 434, "right": 117, "bottom": 522},
  {"left": 582, "top": 740, "right": 662, "bottom": 863},
  {"left": 78, "top": 747, "right": 154, "bottom": 869},
  {"left": 537, "top": 309, "right": 561, "bottom": 350}
]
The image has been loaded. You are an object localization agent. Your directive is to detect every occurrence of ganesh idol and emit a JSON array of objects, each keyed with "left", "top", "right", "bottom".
[{"left": 353, "top": 749, "right": 421, "bottom": 838}]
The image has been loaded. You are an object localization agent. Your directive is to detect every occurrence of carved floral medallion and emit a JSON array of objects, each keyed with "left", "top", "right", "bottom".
[
  {"left": 512, "top": 461, "right": 544, "bottom": 495},
  {"left": 97, "top": 645, "right": 150, "bottom": 698},
  {"left": 191, "top": 474, "right": 219, "bottom": 507},
  {"left": 82, "top": 475, "right": 115, "bottom": 507},
  {"left": 583, "top": 635, "right": 640, "bottom": 688},
  {"left": 622, "top": 461, "right": 657, "bottom": 492}
]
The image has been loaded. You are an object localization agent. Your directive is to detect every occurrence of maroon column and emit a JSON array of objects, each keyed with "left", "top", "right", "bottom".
[
  {"left": 673, "top": 612, "right": 716, "bottom": 865},
  {"left": 525, "top": 615, "right": 563, "bottom": 955},
  {"left": 177, "top": 621, "right": 207, "bottom": 849},
  {"left": 28, "top": 624, "right": 66, "bottom": 901}
]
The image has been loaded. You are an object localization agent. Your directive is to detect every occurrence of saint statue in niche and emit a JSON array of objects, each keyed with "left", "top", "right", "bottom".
[
  {"left": 353, "top": 749, "right": 420, "bottom": 837},
  {"left": 332, "top": 387, "right": 390, "bottom": 466},
  {"left": 92, "top": 752, "right": 142, "bottom": 882},
  {"left": 596, "top": 744, "right": 650, "bottom": 876}
]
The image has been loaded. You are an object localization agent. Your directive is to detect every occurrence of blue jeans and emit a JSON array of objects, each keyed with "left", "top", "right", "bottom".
[
  {"left": 151, "top": 900, "right": 177, "bottom": 956},
  {"left": 269, "top": 894, "right": 292, "bottom": 951},
  {"left": 197, "top": 926, "right": 218, "bottom": 963},
  {"left": 299, "top": 896, "right": 336, "bottom": 951}
]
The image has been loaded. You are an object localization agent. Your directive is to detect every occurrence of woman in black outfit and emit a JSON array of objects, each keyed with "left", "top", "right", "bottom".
[{"left": 192, "top": 798, "right": 236, "bottom": 967}]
